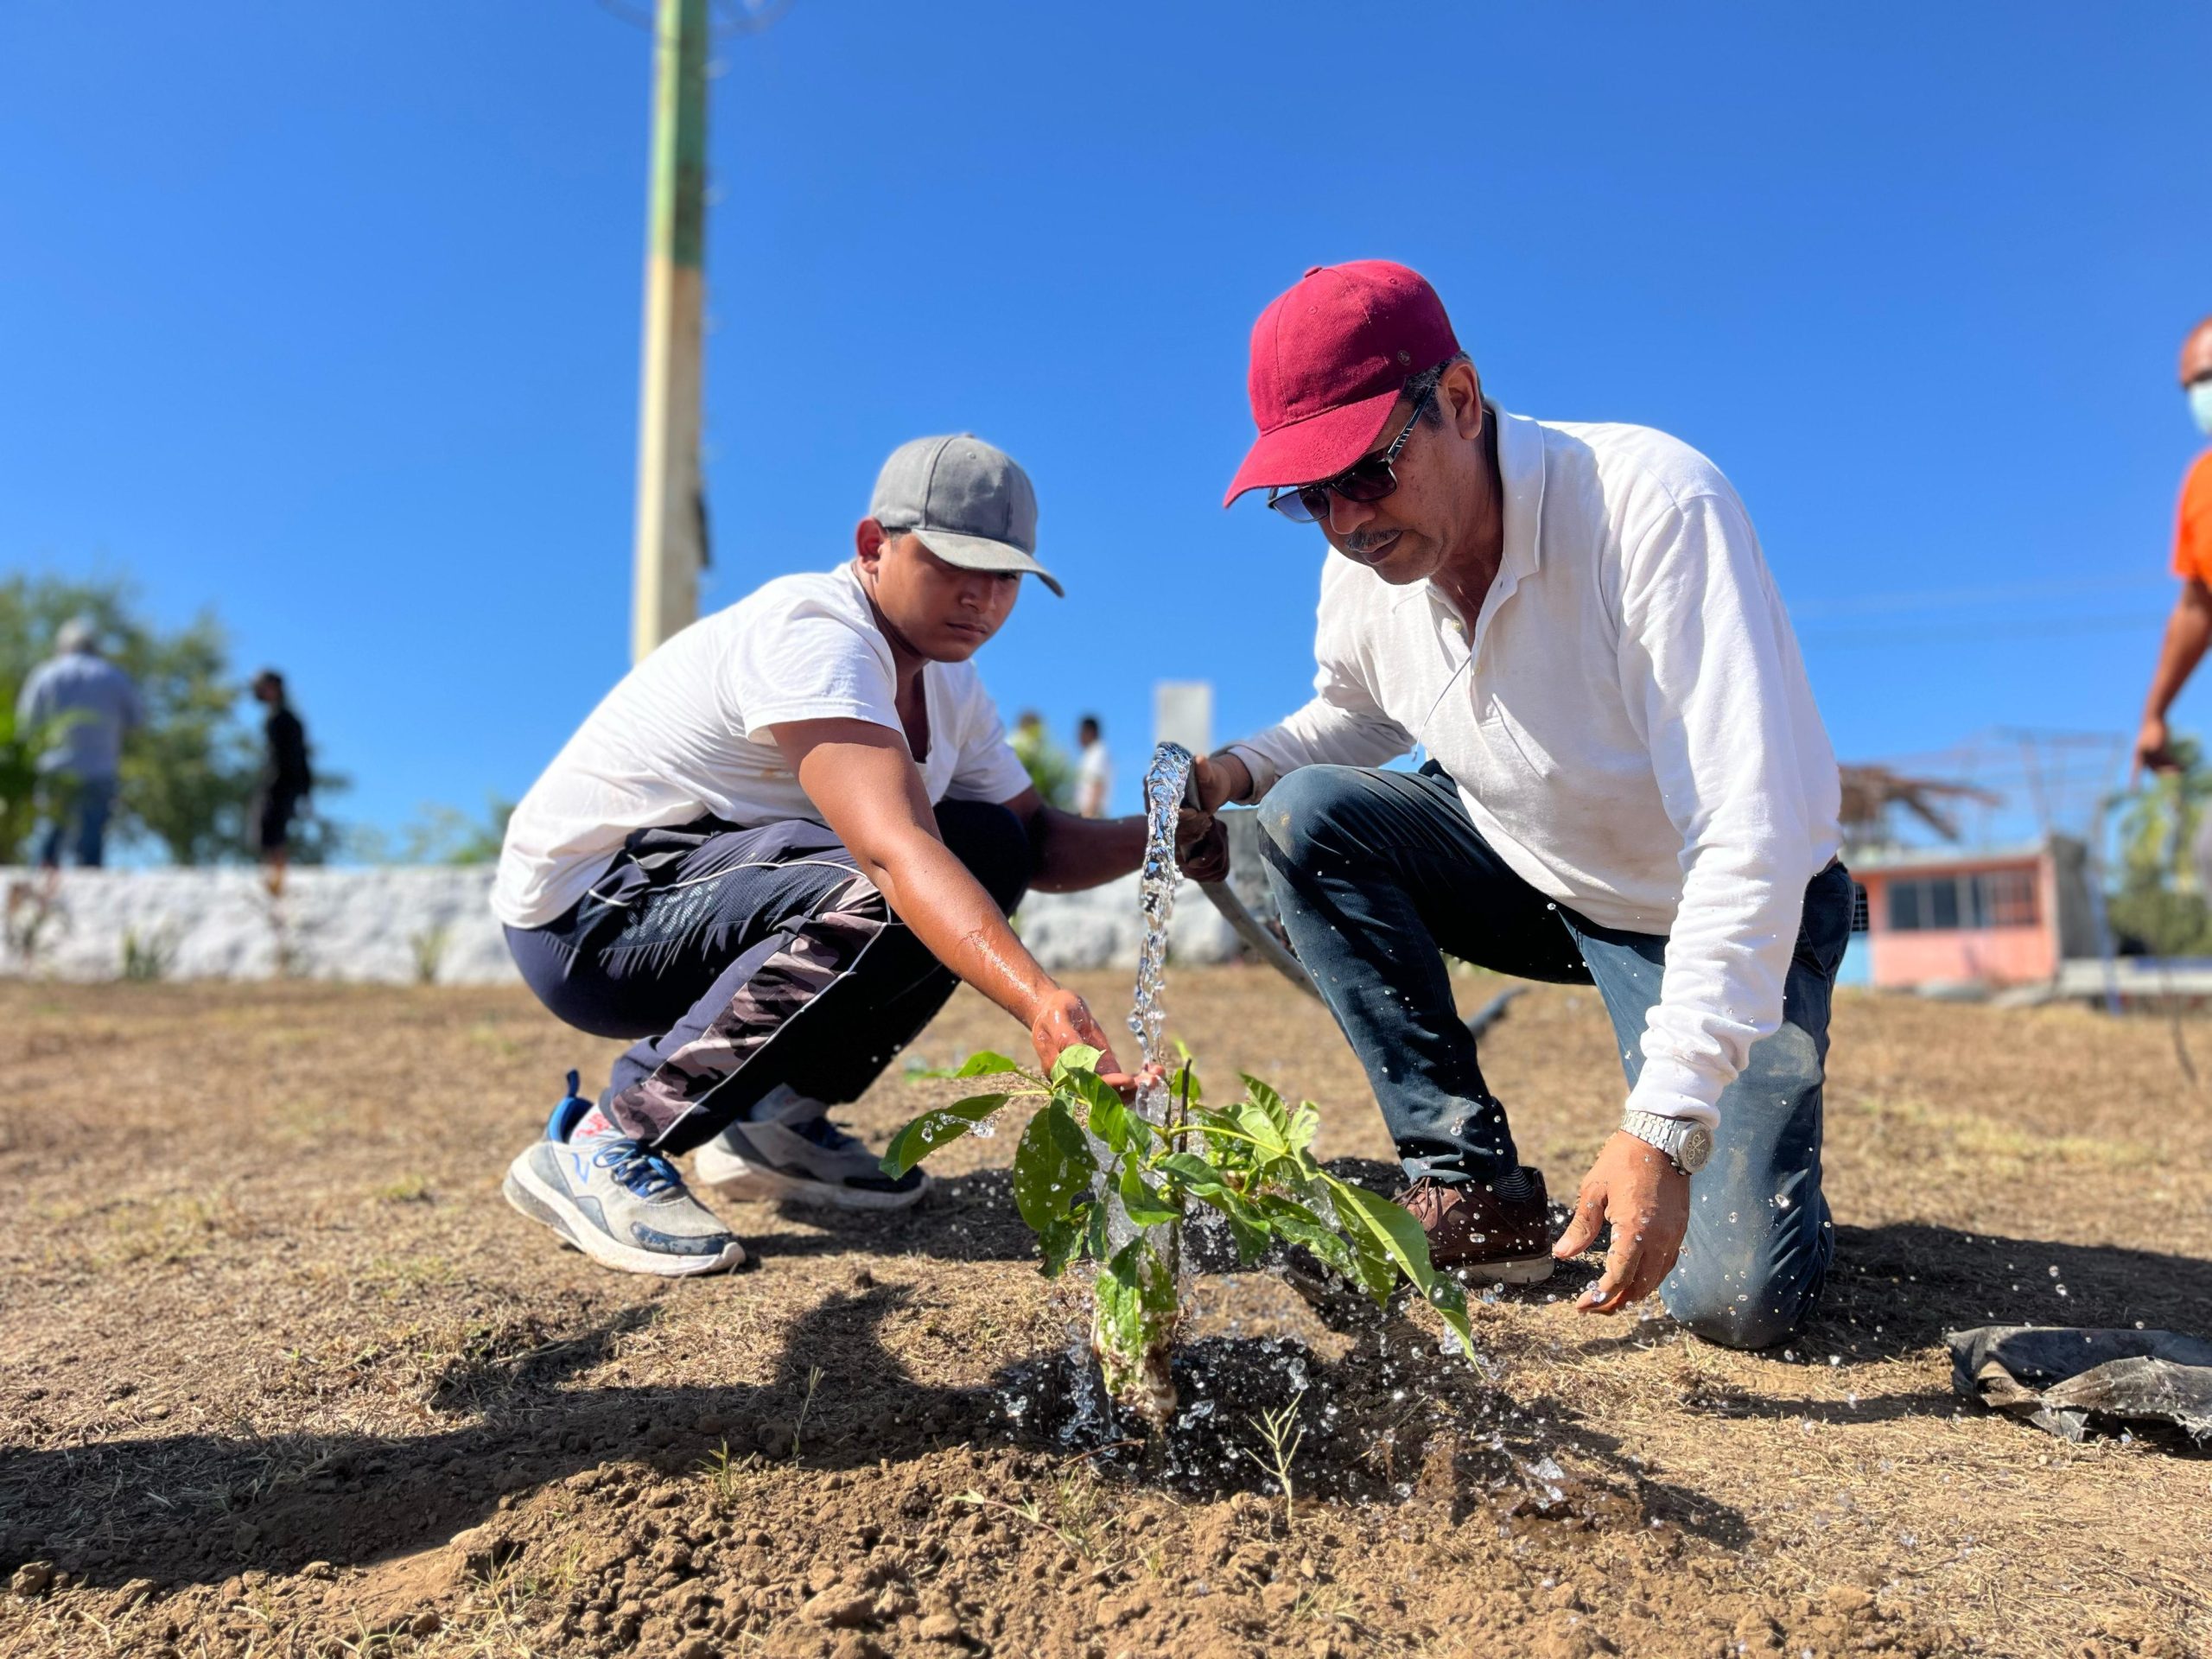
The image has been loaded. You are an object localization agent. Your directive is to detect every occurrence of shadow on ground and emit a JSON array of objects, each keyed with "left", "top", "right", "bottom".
[
  {"left": 7, "top": 1215, "right": 2205, "bottom": 1595},
  {"left": 1809, "top": 1222, "right": 2212, "bottom": 1362},
  {"left": 1, "top": 1267, "right": 1719, "bottom": 1593}
]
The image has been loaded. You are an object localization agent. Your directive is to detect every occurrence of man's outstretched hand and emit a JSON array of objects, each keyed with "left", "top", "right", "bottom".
[
  {"left": 1176, "top": 810, "right": 1230, "bottom": 883},
  {"left": 1027, "top": 986, "right": 1152, "bottom": 1097},
  {"left": 1553, "top": 1129, "right": 1690, "bottom": 1314}
]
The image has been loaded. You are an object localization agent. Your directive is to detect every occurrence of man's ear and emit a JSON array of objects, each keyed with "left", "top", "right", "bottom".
[
  {"left": 1444, "top": 359, "right": 1485, "bottom": 439},
  {"left": 855, "top": 517, "right": 888, "bottom": 571}
]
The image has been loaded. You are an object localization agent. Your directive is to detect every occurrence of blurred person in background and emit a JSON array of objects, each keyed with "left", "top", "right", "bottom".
[
  {"left": 249, "top": 670, "right": 313, "bottom": 894},
  {"left": 1075, "top": 714, "right": 1111, "bottom": 817},
  {"left": 15, "top": 615, "right": 142, "bottom": 870},
  {"left": 491, "top": 435, "right": 1223, "bottom": 1280},
  {"left": 2131, "top": 316, "right": 2212, "bottom": 789}
]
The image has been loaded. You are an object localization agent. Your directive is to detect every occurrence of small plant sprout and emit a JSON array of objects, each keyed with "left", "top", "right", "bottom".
[
  {"left": 791, "top": 1363, "right": 824, "bottom": 1461},
  {"left": 1242, "top": 1388, "right": 1308, "bottom": 1535},
  {"left": 881, "top": 1047, "right": 1475, "bottom": 1430}
]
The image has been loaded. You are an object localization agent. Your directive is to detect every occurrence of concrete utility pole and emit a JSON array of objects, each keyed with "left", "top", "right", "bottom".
[{"left": 629, "top": 0, "right": 711, "bottom": 663}]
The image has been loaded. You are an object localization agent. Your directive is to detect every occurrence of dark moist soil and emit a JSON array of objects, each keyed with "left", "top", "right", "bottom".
[{"left": 2, "top": 971, "right": 2208, "bottom": 1657}]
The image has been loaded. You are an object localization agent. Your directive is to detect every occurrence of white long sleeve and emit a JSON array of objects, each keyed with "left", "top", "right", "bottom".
[{"left": 1614, "top": 488, "right": 1836, "bottom": 1124}]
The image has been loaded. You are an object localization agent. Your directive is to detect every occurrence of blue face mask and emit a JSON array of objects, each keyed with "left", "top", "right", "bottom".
[{"left": 2193, "top": 379, "right": 2212, "bottom": 437}]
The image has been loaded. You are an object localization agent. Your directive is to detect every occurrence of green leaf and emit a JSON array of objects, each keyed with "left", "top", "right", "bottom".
[
  {"left": 878, "top": 1094, "right": 1008, "bottom": 1178},
  {"left": 1236, "top": 1079, "right": 1294, "bottom": 1162},
  {"left": 1154, "top": 1151, "right": 1227, "bottom": 1195},
  {"left": 1323, "top": 1175, "right": 1477, "bottom": 1356},
  {"left": 1063, "top": 1066, "right": 1148, "bottom": 1156},
  {"left": 1084, "top": 1192, "right": 1113, "bottom": 1264},
  {"left": 1339, "top": 1219, "right": 1400, "bottom": 1303},
  {"left": 1048, "top": 1044, "right": 1103, "bottom": 1084},
  {"left": 929, "top": 1050, "right": 1028, "bottom": 1080},
  {"left": 1192, "top": 1185, "right": 1272, "bottom": 1263},
  {"left": 1039, "top": 1215, "right": 1083, "bottom": 1278},
  {"left": 1251, "top": 1192, "right": 1357, "bottom": 1280},
  {"left": 1117, "top": 1160, "right": 1179, "bottom": 1227},
  {"left": 1011, "top": 1101, "right": 1097, "bottom": 1235}
]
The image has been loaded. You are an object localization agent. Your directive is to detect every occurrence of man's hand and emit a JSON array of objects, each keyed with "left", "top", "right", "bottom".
[
  {"left": 1188, "top": 751, "right": 1252, "bottom": 814},
  {"left": 2133, "top": 714, "right": 2180, "bottom": 785},
  {"left": 1552, "top": 1129, "right": 1691, "bottom": 1314},
  {"left": 1028, "top": 987, "right": 1148, "bottom": 1096},
  {"left": 1176, "top": 810, "right": 1230, "bottom": 882}
]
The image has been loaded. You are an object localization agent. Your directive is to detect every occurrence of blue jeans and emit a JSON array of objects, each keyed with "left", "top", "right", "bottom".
[
  {"left": 35, "top": 774, "right": 117, "bottom": 868},
  {"left": 1257, "top": 763, "right": 1853, "bottom": 1350}
]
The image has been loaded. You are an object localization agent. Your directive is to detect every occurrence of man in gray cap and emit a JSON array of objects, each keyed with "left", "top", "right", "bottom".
[
  {"left": 492, "top": 435, "right": 1220, "bottom": 1278},
  {"left": 16, "top": 616, "right": 143, "bottom": 869}
]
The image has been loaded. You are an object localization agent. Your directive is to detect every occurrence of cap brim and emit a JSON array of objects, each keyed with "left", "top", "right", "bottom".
[
  {"left": 1220, "top": 385, "right": 1404, "bottom": 508},
  {"left": 911, "top": 527, "right": 1065, "bottom": 598}
]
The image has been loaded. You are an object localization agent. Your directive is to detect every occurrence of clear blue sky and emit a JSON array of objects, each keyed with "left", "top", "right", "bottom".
[{"left": 3, "top": 1, "right": 2207, "bottom": 845}]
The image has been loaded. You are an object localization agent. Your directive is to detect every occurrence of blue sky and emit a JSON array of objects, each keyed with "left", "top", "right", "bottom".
[{"left": 3, "top": 1, "right": 2208, "bottom": 847}]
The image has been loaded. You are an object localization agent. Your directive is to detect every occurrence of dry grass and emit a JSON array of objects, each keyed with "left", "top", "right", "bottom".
[{"left": 0, "top": 973, "right": 2205, "bottom": 1657}]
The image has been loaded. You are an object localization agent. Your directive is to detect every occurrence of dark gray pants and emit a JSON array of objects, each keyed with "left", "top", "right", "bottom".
[
  {"left": 505, "top": 803, "right": 1032, "bottom": 1156},
  {"left": 1258, "top": 761, "right": 1853, "bottom": 1350}
]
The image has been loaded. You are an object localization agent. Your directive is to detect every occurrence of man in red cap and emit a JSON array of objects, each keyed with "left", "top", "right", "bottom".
[
  {"left": 1192, "top": 261, "right": 1847, "bottom": 1351},
  {"left": 2132, "top": 315, "right": 2212, "bottom": 782}
]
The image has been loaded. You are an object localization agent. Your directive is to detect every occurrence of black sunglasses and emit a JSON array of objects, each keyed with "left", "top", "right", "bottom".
[{"left": 1266, "top": 387, "right": 1435, "bottom": 524}]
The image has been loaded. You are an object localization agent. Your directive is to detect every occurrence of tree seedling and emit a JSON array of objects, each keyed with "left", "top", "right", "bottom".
[{"left": 882, "top": 1047, "right": 1474, "bottom": 1429}]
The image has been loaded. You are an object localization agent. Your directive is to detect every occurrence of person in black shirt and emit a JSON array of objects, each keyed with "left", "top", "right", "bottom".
[{"left": 249, "top": 670, "right": 313, "bottom": 893}]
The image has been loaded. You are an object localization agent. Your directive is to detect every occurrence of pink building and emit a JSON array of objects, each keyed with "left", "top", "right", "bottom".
[{"left": 1843, "top": 838, "right": 2095, "bottom": 991}]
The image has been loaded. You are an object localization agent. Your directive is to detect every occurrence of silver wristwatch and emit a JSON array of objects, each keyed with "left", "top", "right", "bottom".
[{"left": 1621, "top": 1110, "right": 1713, "bottom": 1174}]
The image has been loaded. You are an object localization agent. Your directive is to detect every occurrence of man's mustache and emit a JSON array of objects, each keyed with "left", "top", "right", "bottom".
[{"left": 1340, "top": 528, "right": 1402, "bottom": 557}]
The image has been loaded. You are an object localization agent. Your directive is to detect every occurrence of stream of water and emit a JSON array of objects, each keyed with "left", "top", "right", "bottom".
[{"left": 1128, "top": 741, "right": 1193, "bottom": 1123}]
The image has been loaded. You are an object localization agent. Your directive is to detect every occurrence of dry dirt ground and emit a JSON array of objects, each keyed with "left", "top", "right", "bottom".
[{"left": 3, "top": 970, "right": 2209, "bottom": 1659}]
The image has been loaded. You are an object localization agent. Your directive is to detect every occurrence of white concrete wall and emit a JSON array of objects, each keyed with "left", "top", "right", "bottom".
[{"left": 0, "top": 867, "right": 1237, "bottom": 984}]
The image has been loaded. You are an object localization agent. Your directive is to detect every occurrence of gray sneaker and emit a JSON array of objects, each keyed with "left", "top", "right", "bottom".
[
  {"left": 694, "top": 1086, "right": 930, "bottom": 1211},
  {"left": 502, "top": 1074, "right": 747, "bottom": 1278}
]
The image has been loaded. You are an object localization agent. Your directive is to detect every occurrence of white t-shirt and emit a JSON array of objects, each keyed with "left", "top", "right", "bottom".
[
  {"left": 492, "top": 563, "right": 1034, "bottom": 928},
  {"left": 1076, "top": 740, "right": 1112, "bottom": 813}
]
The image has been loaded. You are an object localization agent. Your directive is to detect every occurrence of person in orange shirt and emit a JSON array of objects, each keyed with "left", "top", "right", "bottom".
[{"left": 2133, "top": 316, "right": 2212, "bottom": 779}]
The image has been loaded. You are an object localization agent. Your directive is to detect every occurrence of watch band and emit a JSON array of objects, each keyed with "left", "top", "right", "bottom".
[{"left": 1621, "top": 1110, "right": 1713, "bottom": 1174}]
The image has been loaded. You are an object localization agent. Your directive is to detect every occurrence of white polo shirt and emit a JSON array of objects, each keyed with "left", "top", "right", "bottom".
[
  {"left": 1228, "top": 407, "right": 1841, "bottom": 1128},
  {"left": 492, "top": 563, "right": 1033, "bottom": 929}
]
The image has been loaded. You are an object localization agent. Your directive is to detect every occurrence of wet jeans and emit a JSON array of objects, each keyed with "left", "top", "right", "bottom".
[
  {"left": 505, "top": 801, "right": 1032, "bottom": 1156},
  {"left": 1256, "top": 762, "right": 1853, "bottom": 1350}
]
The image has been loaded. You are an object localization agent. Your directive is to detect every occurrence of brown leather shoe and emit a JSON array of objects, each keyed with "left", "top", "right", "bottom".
[{"left": 1396, "top": 1168, "right": 1554, "bottom": 1284}]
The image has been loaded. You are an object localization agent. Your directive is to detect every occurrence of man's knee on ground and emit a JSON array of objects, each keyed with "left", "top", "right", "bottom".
[
  {"left": 1662, "top": 1283, "right": 1809, "bottom": 1352},
  {"left": 933, "top": 799, "right": 1032, "bottom": 913},
  {"left": 1256, "top": 766, "right": 1369, "bottom": 873},
  {"left": 1662, "top": 1235, "right": 1827, "bottom": 1351}
]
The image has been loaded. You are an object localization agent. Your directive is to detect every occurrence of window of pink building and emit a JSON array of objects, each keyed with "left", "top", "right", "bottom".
[{"left": 1886, "top": 869, "right": 2040, "bottom": 931}]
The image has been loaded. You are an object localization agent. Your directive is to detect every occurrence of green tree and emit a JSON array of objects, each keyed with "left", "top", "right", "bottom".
[
  {"left": 2106, "top": 735, "right": 2212, "bottom": 956},
  {"left": 0, "top": 699, "right": 56, "bottom": 861},
  {"left": 399, "top": 795, "right": 515, "bottom": 866},
  {"left": 0, "top": 573, "right": 348, "bottom": 865},
  {"left": 1009, "top": 714, "right": 1074, "bottom": 810}
]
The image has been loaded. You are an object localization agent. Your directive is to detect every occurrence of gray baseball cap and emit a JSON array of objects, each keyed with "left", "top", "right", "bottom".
[{"left": 868, "top": 434, "right": 1062, "bottom": 597}]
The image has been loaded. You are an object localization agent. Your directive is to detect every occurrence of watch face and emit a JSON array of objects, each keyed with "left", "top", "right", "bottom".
[{"left": 1678, "top": 1125, "right": 1714, "bottom": 1173}]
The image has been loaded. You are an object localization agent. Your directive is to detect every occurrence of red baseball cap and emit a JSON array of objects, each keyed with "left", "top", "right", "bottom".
[{"left": 1223, "top": 260, "right": 1461, "bottom": 507}]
